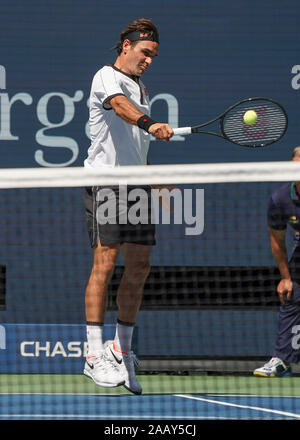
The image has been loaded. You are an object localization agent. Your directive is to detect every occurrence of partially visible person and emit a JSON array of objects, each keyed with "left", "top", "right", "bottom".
[{"left": 254, "top": 146, "right": 300, "bottom": 377}]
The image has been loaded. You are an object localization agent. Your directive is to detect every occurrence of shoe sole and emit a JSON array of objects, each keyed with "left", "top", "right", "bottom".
[
  {"left": 84, "top": 369, "right": 125, "bottom": 388},
  {"left": 253, "top": 371, "right": 292, "bottom": 378}
]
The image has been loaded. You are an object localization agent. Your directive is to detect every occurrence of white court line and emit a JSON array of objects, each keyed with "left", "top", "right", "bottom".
[
  {"left": 207, "top": 394, "right": 300, "bottom": 399},
  {"left": 175, "top": 394, "right": 300, "bottom": 419}
]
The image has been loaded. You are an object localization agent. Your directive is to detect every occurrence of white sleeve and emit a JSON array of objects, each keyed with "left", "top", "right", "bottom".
[{"left": 92, "top": 66, "right": 125, "bottom": 110}]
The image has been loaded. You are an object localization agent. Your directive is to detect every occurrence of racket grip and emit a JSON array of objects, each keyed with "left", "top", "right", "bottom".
[{"left": 173, "top": 127, "right": 192, "bottom": 136}]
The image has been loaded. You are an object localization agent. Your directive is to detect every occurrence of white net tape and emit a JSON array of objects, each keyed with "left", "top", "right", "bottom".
[{"left": 1, "top": 161, "right": 300, "bottom": 188}]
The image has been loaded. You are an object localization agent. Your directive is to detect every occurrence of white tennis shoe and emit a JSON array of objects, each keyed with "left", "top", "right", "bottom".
[
  {"left": 253, "top": 357, "right": 291, "bottom": 377},
  {"left": 83, "top": 352, "right": 125, "bottom": 387},
  {"left": 103, "top": 341, "right": 142, "bottom": 395}
]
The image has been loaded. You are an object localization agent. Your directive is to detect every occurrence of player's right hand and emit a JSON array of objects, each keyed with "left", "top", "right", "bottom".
[
  {"left": 148, "top": 123, "right": 173, "bottom": 142},
  {"left": 277, "top": 278, "right": 293, "bottom": 305}
]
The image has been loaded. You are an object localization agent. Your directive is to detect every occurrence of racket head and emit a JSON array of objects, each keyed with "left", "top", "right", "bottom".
[{"left": 220, "top": 97, "right": 288, "bottom": 147}]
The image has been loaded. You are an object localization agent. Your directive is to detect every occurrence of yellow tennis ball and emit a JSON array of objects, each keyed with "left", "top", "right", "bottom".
[{"left": 243, "top": 110, "right": 257, "bottom": 125}]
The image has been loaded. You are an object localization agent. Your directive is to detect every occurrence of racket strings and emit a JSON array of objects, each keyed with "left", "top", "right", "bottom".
[{"left": 222, "top": 102, "right": 287, "bottom": 147}]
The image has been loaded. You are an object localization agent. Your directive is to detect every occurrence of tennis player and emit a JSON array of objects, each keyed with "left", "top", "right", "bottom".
[
  {"left": 82, "top": 18, "right": 173, "bottom": 394},
  {"left": 254, "top": 147, "right": 300, "bottom": 377}
]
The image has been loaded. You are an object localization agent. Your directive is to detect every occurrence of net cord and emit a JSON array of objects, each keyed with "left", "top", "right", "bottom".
[{"left": 1, "top": 161, "right": 300, "bottom": 188}]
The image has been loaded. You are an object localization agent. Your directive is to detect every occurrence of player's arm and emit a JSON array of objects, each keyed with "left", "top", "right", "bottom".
[
  {"left": 269, "top": 227, "right": 293, "bottom": 305},
  {"left": 109, "top": 95, "right": 173, "bottom": 141}
]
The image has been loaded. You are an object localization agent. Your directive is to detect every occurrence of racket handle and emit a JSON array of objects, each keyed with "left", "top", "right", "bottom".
[{"left": 173, "top": 127, "right": 192, "bottom": 136}]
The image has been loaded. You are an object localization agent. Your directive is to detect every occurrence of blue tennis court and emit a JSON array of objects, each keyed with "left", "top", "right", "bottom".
[
  {"left": 1, "top": 393, "right": 300, "bottom": 420},
  {"left": 1, "top": 374, "right": 300, "bottom": 420}
]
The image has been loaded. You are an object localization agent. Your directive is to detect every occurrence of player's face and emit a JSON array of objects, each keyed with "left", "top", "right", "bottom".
[{"left": 123, "top": 40, "right": 159, "bottom": 76}]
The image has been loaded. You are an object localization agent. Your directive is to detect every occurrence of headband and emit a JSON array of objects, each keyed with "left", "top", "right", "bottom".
[{"left": 122, "top": 30, "right": 159, "bottom": 44}]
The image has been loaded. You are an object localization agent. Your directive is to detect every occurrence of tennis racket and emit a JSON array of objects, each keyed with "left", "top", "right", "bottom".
[{"left": 173, "top": 97, "right": 288, "bottom": 147}]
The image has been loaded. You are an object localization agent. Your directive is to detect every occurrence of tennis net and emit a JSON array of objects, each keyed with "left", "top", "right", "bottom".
[{"left": 1, "top": 161, "right": 300, "bottom": 421}]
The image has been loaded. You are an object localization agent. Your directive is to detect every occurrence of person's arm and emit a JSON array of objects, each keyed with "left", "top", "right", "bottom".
[
  {"left": 109, "top": 95, "right": 173, "bottom": 141},
  {"left": 269, "top": 227, "right": 293, "bottom": 305}
]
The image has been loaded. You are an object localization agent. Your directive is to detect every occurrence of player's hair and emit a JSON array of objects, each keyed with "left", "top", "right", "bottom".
[
  {"left": 115, "top": 18, "right": 159, "bottom": 55},
  {"left": 292, "top": 146, "right": 300, "bottom": 159}
]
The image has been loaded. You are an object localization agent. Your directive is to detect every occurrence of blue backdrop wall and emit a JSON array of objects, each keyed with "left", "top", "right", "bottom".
[
  {"left": 0, "top": 0, "right": 299, "bottom": 328},
  {"left": 1, "top": 0, "right": 299, "bottom": 167}
]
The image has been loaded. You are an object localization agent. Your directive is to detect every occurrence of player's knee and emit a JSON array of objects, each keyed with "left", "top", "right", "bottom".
[{"left": 125, "top": 260, "right": 151, "bottom": 279}]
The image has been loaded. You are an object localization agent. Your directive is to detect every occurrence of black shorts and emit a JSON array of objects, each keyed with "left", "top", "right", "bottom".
[{"left": 83, "top": 185, "right": 156, "bottom": 247}]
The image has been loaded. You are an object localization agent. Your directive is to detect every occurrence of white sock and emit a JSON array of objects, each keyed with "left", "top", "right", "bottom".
[
  {"left": 114, "top": 321, "right": 134, "bottom": 354},
  {"left": 86, "top": 324, "right": 104, "bottom": 357}
]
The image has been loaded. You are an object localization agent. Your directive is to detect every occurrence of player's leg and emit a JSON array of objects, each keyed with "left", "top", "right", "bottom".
[
  {"left": 82, "top": 186, "right": 126, "bottom": 386},
  {"left": 104, "top": 243, "right": 152, "bottom": 394},
  {"left": 85, "top": 238, "right": 120, "bottom": 345},
  {"left": 83, "top": 238, "right": 124, "bottom": 387},
  {"left": 83, "top": 185, "right": 121, "bottom": 355},
  {"left": 116, "top": 242, "right": 151, "bottom": 325},
  {"left": 273, "top": 298, "right": 300, "bottom": 363}
]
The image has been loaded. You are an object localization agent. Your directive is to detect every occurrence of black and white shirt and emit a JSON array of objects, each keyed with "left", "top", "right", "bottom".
[{"left": 84, "top": 64, "right": 151, "bottom": 168}]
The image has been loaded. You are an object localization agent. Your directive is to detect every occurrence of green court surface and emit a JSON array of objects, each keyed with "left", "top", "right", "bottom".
[{"left": 1, "top": 374, "right": 300, "bottom": 396}]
